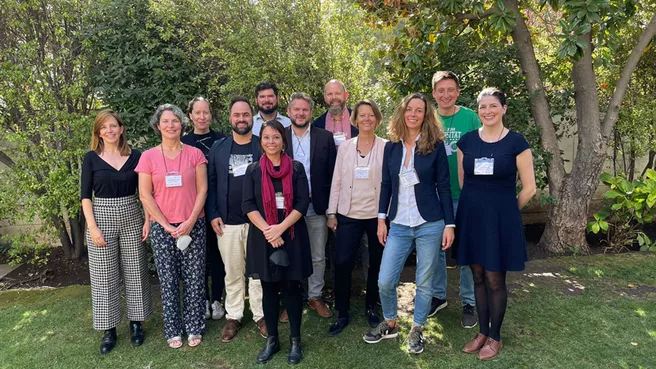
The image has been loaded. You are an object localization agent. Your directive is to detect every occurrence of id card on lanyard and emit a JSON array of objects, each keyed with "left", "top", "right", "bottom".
[
  {"left": 275, "top": 192, "right": 285, "bottom": 209},
  {"left": 399, "top": 143, "right": 419, "bottom": 188},
  {"left": 162, "top": 145, "right": 184, "bottom": 187},
  {"left": 474, "top": 157, "right": 494, "bottom": 175}
]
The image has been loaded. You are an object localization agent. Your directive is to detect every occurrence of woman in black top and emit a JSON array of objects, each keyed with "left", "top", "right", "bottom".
[
  {"left": 181, "top": 96, "right": 226, "bottom": 321},
  {"left": 242, "top": 120, "right": 311, "bottom": 365},
  {"left": 81, "top": 110, "right": 152, "bottom": 355}
]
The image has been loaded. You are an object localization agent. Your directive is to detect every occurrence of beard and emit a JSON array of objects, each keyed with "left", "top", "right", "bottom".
[
  {"left": 257, "top": 103, "right": 278, "bottom": 115},
  {"left": 291, "top": 116, "right": 310, "bottom": 129},
  {"left": 231, "top": 121, "right": 253, "bottom": 135},
  {"left": 327, "top": 100, "right": 345, "bottom": 116}
]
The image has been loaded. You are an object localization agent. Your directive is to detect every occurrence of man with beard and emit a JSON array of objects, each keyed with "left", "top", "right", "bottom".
[
  {"left": 313, "top": 79, "right": 359, "bottom": 146},
  {"left": 252, "top": 82, "right": 291, "bottom": 136},
  {"left": 207, "top": 96, "right": 267, "bottom": 342},
  {"left": 280, "top": 92, "right": 336, "bottom": 319}
]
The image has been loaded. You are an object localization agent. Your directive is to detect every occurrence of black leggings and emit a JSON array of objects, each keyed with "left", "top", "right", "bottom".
[
  {"left": 205, "top": 222, "right": 225, "bottom": 303},
  {"left": 471, "top": 264, "right": 507, "bottom": 342},
  {"left": 261, "top": 280, "right": 303, "bottom": 338}
]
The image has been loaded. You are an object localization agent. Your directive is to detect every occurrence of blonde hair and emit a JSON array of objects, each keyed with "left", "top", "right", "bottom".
[
  {"left": 351, "top": 100, "right": 383, "bottom": 129},
  {"left": 90, "top": 110, "right": 130, "bottom": 156},
  {"left": 387, "top": 93, "right": 444, "bottom": 155}
]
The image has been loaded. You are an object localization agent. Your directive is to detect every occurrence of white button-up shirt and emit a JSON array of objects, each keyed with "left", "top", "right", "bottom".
[
  {"left": 253, "top": 112, "right": 291, "bottom": 136},
  {"left": 392, "top": 137, "right": 426, "bottom": 227},
  {"left": 292, "top": 127, "right": 315, "bottom": 217}
]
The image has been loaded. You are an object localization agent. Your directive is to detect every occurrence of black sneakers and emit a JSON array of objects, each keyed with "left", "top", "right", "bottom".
[
  {"left": 427, "top": 297, "right": 448, "bottom": 318},
  {"left": 362, "top": 321, "right": 399, "bottom": 344},
  {"left": 461, "top": 304, "right": 478, "bottom": 328},
  {"left": 407, "top": 326, "right": 424, "bottom": 354}
]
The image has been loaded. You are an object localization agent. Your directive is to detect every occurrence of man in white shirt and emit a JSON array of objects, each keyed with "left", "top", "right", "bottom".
[{"left": 252, "top": 82, "right": 291, "bottom": 136}]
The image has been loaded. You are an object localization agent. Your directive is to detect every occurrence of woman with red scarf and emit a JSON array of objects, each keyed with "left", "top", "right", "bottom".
[{"left": 243, "top": 120, "right": 312, "bottom": 365}]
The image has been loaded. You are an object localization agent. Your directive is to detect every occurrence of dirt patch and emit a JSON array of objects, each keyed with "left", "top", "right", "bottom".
[
  {"left": 617, "top": 285, "right": 656, "bottom": 298},
  {"left": 0, "top": 248, "right": 90, "bottom": 290}
]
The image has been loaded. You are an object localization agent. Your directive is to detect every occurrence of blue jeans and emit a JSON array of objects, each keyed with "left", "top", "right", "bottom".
[
  {"left": 431, "top": 201, "right": 475, "bottom": 306},
  {"left": 378, "top": 220, "right": 445, "bottom": 326}
]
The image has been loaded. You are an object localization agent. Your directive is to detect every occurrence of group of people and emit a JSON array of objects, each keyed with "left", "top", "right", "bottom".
[{"left": 81, "top": 72, "right": 535, "bottom": 364}]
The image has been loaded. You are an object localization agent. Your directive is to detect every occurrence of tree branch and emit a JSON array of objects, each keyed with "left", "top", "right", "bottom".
[
  {"left": 453, "top": 8, "right": 501, "bottom": 22},
  {"left": 602, "top": 13, "right": 656, "bottom": 138},
  {"left": 0, "top": 150, "right": 15, "bottom": 168}
]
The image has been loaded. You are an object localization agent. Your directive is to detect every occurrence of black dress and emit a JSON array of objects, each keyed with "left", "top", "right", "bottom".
[
  {"left": 243, "top": 160, "right": 313, "bottom": 282},
  {"left": 456, "top": 130, "right": 530, "bottom": 272}
]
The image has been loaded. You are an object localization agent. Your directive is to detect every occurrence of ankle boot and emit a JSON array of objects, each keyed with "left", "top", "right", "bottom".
[
  {"left": 130, "top": 321, "right": 145, "bottom": 346},
  {"left": 288, "top": 337, "right": 302, "bottom": 364},
  {"left": 256, "top": 335, "right": 280, "bottom": 364},
  {"left": 100, "top": 328, "right": 117, "bottom": 355}
]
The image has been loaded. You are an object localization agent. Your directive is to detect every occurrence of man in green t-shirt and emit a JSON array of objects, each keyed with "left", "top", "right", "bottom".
[{"left": 428, "top": 71, "right": 481, "bottom": 329}]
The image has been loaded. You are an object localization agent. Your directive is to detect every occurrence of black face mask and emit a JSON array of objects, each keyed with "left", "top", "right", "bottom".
[{"left": 269, "top": 249, "right": 290, "bottom": 267}]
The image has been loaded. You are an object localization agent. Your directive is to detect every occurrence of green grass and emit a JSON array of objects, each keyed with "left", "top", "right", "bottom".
[{"left": 1, "top": 253, "right": 656, "bottom": 369}]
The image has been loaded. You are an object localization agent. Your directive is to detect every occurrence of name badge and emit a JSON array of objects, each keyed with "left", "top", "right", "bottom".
[
  {"left": 275, "top": 193, "right": 285, "bottom": 209},
  {"left": 474, "top": 157, "right": 494, "bottom": 175},
  {"left": 399, "top": 169, "right": 420, "bottom": 188},
  {"left": 445, "top": 143, "right": 454, "bottom": 156},
  {"left": 165, "top": 173, "right": 182, "bottom": 188},
  {"left": 233, "top": 164, "right": 248, "bottom": 177},
  {"left": 354, "top": 166, "right": 370, "bottom": 179},
  {"left": 333, "top": 132, "right": 346, "bottom": 146}
]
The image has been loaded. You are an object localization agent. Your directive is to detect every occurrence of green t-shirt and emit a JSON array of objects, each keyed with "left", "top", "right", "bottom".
[{"left": 440, "top": 106, "right": 481, "bottom": 200}]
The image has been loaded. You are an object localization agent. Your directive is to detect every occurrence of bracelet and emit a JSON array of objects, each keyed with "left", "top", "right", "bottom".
[{"left": 326, "top": 214, "right": 336, "bottom": 219}]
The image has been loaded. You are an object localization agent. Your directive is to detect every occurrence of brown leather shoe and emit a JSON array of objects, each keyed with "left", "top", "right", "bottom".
[
  {"left": 478, "top": 337, "right": 503, "bottom": 360},
  {"left": 463, "top": 333, "right": 488, "bottom": 353},
  {"left": 308, "top": 298, "right": 333, "bottom": 318},
  {"left": 256, "top": 318, "right": 268, "bottom": 338},
  {"left": 279, "top": 309, "right": 289, "bottom": 323},
  {"left": 221, "top": 319, "right": 241, "bottom": 343}
]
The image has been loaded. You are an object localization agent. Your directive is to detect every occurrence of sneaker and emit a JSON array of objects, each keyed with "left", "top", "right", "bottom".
[
  {"left": 362, "top": 321, "right": 399, "bottom": 344},
  {"left": 211, "top": 301, "right": 225, "bottom": 320},
  {"left": 407, "top": 326, "right": 424, "bottom": 354},
  {"left": 205, "top": 300, "right": 211, "bottom": 320},
  {"left": 427, "top": 297, "right": 448, "bottom": 318},
  {"left": 461, "top": 304, "right": 478, "bottom": 328}
]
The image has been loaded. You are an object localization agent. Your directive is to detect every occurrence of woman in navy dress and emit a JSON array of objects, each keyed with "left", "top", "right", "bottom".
[{"left": 456, "top": 88, "right": 536, "bottom": 360}]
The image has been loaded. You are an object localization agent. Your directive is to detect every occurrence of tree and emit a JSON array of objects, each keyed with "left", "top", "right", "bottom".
[
  {"left": 0, "top": 0, "right": 95, "bottom": 259},
  {"left": 362, "top": 0, "right": 656, "bottom": 254}
]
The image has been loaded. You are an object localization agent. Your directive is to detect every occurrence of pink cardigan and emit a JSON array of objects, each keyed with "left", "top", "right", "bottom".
[{"left": 327, "top": 136, "right": 387, "bottom": 217}]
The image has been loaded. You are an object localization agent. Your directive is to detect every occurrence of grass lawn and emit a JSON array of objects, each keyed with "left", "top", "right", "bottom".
[{"left": 1, "top": 253, "right": 655, "bottom": 369}]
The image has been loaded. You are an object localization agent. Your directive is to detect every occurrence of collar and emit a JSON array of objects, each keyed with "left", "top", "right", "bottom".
[{"left": 254, "top": 112, "right": 280, "bottom": 121}]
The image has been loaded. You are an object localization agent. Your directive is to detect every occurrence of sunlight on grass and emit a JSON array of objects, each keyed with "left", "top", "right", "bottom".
[
  {"left": 13, "top": 310, "right": 48, "bottom": 331},
  {"left": 595, "top": 269, "right": 605, "bottom": 278},
  {"left": 635, "top": 308, "right": 646, "bottom": 317},
  {"left": 647, "top": 330, "right": 656, "bottom": 340}
]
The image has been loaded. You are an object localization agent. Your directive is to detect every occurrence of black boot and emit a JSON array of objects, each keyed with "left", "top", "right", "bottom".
[
  {"left": 130, "top": 321, "right": 145, "bottom": 346},
  {"left": 288, "top": 337, "right": 302, "bottom": 364},
  {"left": 256, "top": 335, "right": 280, "bottom": 364},
  {"left": 100, "top": 328, "right": 117, "bottom": 355}
]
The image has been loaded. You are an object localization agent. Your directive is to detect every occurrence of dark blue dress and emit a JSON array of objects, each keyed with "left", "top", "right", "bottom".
[{"left": 456, "top": 130, "right": 530, "bottom": 272}]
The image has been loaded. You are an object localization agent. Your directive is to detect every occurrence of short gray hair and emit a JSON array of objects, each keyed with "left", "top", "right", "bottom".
[
  {"left": 150, "top": 104, "right": 189, "bottom": 136},
  {"left": 289, "top": 92, "right": 313, "bottom": 111}
]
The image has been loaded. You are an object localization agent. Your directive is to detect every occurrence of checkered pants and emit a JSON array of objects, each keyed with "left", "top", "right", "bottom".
[
  {"left": 151, "top": 218, "right": 206, "bottom": 340},
  {"left": 87, "top": 195, "right": 153, "bottom": 330}
]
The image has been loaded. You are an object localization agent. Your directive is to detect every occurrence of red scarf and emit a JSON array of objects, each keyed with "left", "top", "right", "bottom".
[{"left": 260, "top": 153, "right": 295, "bottom": 238}]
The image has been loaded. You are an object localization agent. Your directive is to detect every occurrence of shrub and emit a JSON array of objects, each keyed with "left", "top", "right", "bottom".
[
  {"left": 3, "top": 232, "right": 53, "bottom": 266},
  {"left": 588, "top": 169, "right": 656, "bottom": 253}
]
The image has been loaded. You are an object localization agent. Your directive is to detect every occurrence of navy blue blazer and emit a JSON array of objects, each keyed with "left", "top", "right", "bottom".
[
  {"left": 207, "top": 135, "right": 262, "bottom": 221},
  {"left": 378, "top": 140, "right": 455, "bottom": 225},
  {"left": 284, "top": 125, "right": 337, "bottom": 216},
  {"left": 312, "top": 108, "right": 359, "bottom": 138}
]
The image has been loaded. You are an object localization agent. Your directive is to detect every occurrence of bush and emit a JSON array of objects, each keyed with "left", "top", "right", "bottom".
[
  {"left": 588, "top": 169, "right": 656, "bottom": 253},
  {"left": 2, "top": 232, "right": 53, "bottom": 266}
]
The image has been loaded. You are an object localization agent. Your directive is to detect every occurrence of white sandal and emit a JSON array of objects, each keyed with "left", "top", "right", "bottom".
[
  {"left": 167, "top": 336, "right": 183, "bottom": 349},
  {"left": 188, "top": 334, "right": 202, "bottom": 347}
]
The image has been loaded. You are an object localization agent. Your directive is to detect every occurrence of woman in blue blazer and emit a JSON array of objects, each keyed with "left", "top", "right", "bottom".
[{"left": 363, "top": 93, "right": 455, "bottom": 355}]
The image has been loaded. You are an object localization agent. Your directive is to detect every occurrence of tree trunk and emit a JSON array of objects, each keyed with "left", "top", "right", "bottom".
[
  {"left": 641, "top": 149, "right": 655, "bottom": 177},
  {"left": 52, "top": 215, "right": 74, "bottom": 259},
  {"left": 70, "top": 212, "right": 86, "bottom": 260}
]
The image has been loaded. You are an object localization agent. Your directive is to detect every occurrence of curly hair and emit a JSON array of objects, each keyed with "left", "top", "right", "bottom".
[{"left": 387, "top": 93, "right": 444, "bottom": 155}]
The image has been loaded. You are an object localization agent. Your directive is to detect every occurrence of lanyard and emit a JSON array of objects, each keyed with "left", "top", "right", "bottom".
[
  {"left": 355, "top": 137, "right": 375, "bottom": 167},
  {"left": 161, "top": 144, "right": 183, "bottom": 173},
  {"left": 478, "top": 128, "right": 505, "bottom": 158},
  {"left": 293, "top": 131, "right": 308, "bottom": 157},
  {"left": 401, "top": 140, "right": 416, "bottom": 172}
]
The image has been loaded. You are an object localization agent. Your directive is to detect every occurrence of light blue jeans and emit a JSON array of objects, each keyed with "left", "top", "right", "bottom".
[
  {"left": 431, "top": 201, "right": 476, "bottom": 306},
  {"left": 378, "top": 220, "right": 445, "bottom": 326}
]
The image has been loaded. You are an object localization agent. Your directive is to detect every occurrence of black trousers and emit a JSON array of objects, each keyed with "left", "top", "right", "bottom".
[
  {"left": 334, "top": 215, "right": 383, "bottom": 318},
  {"left": 261, "top": 280, "right": 303, "bottom": 338},
  {"left": 205, "top": 222, "right": 226, "bottom": 303}
]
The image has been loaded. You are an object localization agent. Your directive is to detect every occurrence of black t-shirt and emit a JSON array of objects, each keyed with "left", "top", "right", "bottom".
[
  {"left": 80, "top": 149, "right": 141, "bottom": 199},
  {"left": 181, "top": 130, "right": 225, "bottom": 158},
  {"left": 226, "top": 141, "right": 255, "bottom": 225}
]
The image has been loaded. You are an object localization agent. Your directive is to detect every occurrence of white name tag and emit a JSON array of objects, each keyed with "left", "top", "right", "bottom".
[
  {"left": 333, "top": 132, "right": 346, "bottom": 146},
  {"left": 445, "top": 143, "right": 454, "bottom": 156},
  {"left": 399, "top": 169, "right": 420, "bottom": 188},
  {"left": 474, "top": 157, "right": 494, "bottom": 175},
  {"left": 233, "top": 164, "right": 248, "bottom": 177},
  {"left": 165, "top": 173, "right": 182, "bottom": 188},
  {"left": 354, "top": 166, "right": 370, "bottom": 179},
  {"left": 275, "top": 193, "right": 285, "bottom": 209}
]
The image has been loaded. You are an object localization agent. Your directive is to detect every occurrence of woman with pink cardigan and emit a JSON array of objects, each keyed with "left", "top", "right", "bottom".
[{"left": 326, "top": 100, "right": 387, "bottom": 336}]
